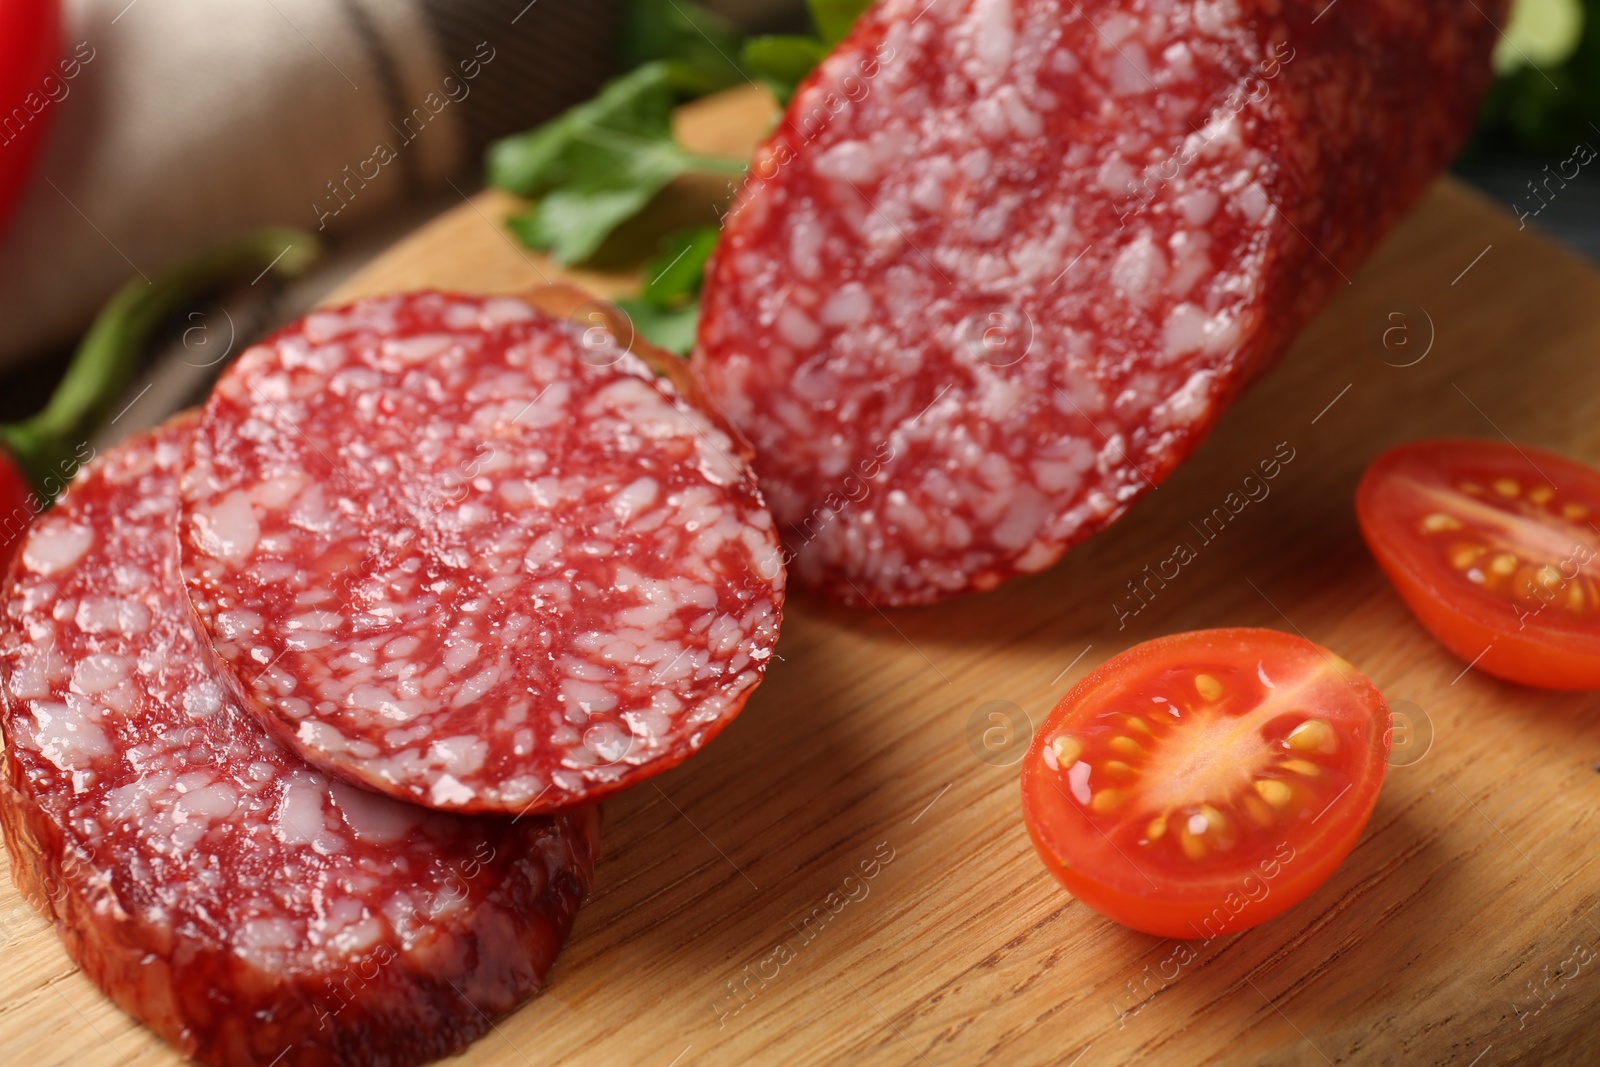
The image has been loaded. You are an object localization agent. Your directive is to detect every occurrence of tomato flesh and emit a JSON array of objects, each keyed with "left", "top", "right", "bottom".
[
  {"left": 1021, "top": 628, "right": 1389, "bottom": 939},
  {"left": 1357, "top": 438, "right": 1600, "bottom": 690}
]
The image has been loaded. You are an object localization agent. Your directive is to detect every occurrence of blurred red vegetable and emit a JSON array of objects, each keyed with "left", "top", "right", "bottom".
[
  {"left": 0, "top": 452, "right": 32, "bottom": 568},
  {"left": 0, "top": 0, "right": 62, "bottom": 236}
]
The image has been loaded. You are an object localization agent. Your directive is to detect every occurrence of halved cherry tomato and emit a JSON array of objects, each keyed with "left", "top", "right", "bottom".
[
  {"left": 1021, "top": 628, "right": 1389, "bottom": 939},
  {"left": 1356, "top": 438, "right": 1600, "bottom": 690}
]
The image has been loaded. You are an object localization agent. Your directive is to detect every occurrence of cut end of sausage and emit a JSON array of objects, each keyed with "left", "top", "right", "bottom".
[
  {"left": 178, "top": 291, "right": 785, "bottom": 814},
  {"left": 0, "top": 415, "right": 601, "bottom": 1067},
  {"left": 693, "top": 0, "right": 1501, "bottom": 606}
]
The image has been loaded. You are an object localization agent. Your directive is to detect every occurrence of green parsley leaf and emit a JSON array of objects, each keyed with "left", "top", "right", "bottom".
[
  {"left": 742, "top": 1, "right": 871, "bottom": 101},
  {"left": 620, "top": 0, "right": 748, "bottom": 96},
  {"left": 487, "top": 0, "right": 873, "bottom": 269},
  {"left": 611, "top": 224, "right": 722, "bottom": 355},
  {"left": 741, "top": 35, "right": 829, "bottom": 103},
  {"left": 641, "top": 226, "right": 721, "bottom": 308},
  {"left": 808, "top": 0, "right": 874, "bottom": 46},
  {"left": 507, "top": 175, "right": 675, "bottom": 267},
  {"left": 491, "top": 62, "right": 744, "bottom": 264},
  {"left": 487, "top": 62, "right": 679, "bottom": 198},
  {"left": 616, "top": 296, "right": 702, "bottom": 355}
]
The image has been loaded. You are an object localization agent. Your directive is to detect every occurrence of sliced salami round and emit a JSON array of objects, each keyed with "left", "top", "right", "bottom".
[
  {"left": 694, "top": 0, "right": 1502, "bottom": 606},
  {"left": 0, "top": 416, "right": 601, "bottom": 1067},
  {"left": 179, "top": 291, "right": 784, "bottom": 814}
]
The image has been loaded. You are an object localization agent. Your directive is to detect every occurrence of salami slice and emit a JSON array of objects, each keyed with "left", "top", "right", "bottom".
[
  {"left": 694, "top": 0, "right": 1502, "bottom": 605},
  {"left": 179, "top": 291, "right": 784, "bottom": 814},
  {"left": 0, "top": 416, "right": 600, "bottom": 1067}
]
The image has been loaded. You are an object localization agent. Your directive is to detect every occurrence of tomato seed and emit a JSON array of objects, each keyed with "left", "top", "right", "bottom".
[
  {"left": 1421, "top": 512, "right": 1461, "bottom": 533},
  {"left": 1051, "top": 735, "right": 1082, "bottom": 766},
  {"left": 1108, "top": 735, "right": 1145, "bottom": 758},
  {"left": 1242, "top": 795, "right": 1275, "bottom": 826},
  {"left": 1286, "top": 718, "right": 1336, "bottom": 754},
  {"left": 1091, "top": 789, "right": 1124, "bottom": 814},
  {"left": 1255, "top": 779, "right": 1293, "bottom": 807}
]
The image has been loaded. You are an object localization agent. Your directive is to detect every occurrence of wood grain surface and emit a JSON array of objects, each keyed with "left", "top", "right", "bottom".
[{"left": 4, "top": 87, "right": 1600, "bottom": 1067}]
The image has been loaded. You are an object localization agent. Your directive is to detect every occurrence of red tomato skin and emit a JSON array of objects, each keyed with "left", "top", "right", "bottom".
[
  {"left": 0, "top": 0, "right": 62, "bottom": 235},
  {"left": 1022, "top": 790, "right": 1371, "bottom": 940},
  {"left": 1361, "top": 554, "right": 1600, "bottom": 690},
  {"left": 1020, "top": 628, "right": 1390, "bottom": 941},
  {"left": 1356, "top": 439, "right": 1600, "bottom": 691}
]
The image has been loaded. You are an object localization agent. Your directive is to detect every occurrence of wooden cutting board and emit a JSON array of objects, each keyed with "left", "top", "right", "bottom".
[{"left": 5, "top": 86, "right": 1600, "bottom": 1067}]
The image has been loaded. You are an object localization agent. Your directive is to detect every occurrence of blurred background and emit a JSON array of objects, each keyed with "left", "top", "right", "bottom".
[
  {"left": 0, "top": 0, "right": 1596, "bottom": 430},
  {"left": 1463, "top": 0, "right": 1600, "bottom": 256}
]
